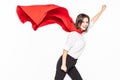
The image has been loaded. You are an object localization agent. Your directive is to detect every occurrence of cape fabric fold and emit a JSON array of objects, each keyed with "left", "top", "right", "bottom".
[{"left": 16, "top": 4, "right": 82, "bottom": 33}]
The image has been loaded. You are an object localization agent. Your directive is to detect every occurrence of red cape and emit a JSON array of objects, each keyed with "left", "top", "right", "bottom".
[{"left": 16, "top": 4, "right": 82, "bottom": 33}]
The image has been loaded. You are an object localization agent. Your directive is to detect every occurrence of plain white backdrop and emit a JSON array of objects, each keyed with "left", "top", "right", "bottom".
[{"left": 0, "top": 0, "right": 120, "bottom": 80}]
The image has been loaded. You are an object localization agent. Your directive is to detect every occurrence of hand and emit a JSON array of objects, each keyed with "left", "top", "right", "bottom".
[
  {"left": 61, "top": 65, "right": 67, "bottom": 72},
  {"left": 101, "top": 4, "right": 107, "bottom": 12}
]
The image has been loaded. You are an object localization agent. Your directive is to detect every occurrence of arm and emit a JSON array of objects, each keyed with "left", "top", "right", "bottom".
[
  {"left": 61, "top": 49, "right": 68, "bottom": 72},
  {"left": 61, "top": 32, "right": 76, "bottom": 72},
  {"left": 91, "top": 4, "right": 106, "bottom": 23}
]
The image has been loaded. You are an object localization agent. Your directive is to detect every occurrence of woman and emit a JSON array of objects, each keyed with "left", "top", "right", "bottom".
[
  {"left": 55, "top": 5, "right": 106, "bottom": 80},
  {"left": 16, "top": 4, "right": 106, "bottom": 80}
]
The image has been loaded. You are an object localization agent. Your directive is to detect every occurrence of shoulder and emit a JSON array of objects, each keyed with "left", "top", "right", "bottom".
[
  {"left": 89, "top": 21, "right": 94, "bottom": 27},
  {"left": 68, "top": 31, "right": 82, "bottom": 38},
  {"left": 87, "top": 21, "right": 95, "bottom": 30},
  {"left": 69, "top": 31, "right": 80, "bottom": 36}
]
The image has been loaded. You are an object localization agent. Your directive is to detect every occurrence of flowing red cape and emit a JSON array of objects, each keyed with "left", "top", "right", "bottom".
[{"left": 16, "top": 4, "right": 82, "bottom": 33}]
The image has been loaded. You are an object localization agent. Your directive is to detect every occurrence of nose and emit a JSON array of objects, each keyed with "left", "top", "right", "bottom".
[{"left": 84, "top": 23, "right": 88, "bottom": 27}]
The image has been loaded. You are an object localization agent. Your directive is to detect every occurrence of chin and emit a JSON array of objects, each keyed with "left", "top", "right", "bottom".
[
  {"left": 81, "top": 28, "right": 86, "bottom": 31},
  {"left": 81, "top": 28, "right": 87, "bottom": 32}
]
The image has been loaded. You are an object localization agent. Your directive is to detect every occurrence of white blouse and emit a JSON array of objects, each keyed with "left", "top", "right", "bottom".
[{"left": 63, "top": 22, "right": 94, "bottom": 59}]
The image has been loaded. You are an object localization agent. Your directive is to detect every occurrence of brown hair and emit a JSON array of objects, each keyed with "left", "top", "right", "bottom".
[{"left": 75, "top": 13, "right": 90, "bottom": 32}]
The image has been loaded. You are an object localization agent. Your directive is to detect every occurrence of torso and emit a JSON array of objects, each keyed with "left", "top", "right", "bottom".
[{"left": 66, "top": 31, "right": 86, "bottom": 59}]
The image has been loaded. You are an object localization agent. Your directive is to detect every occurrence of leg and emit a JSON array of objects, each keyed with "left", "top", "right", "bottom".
[
  {"left": 55, "top": 69, "right": 66, "bottom": 80},
  {"left": 54, "top": 56, "right": 66, "bottom": 80},
  {"left": 67, "top": 66, "right": 83, "bottom": 80}
]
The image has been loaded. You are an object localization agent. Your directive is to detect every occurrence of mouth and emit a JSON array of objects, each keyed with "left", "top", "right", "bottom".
[{"left": 81, "top": 26, "right": 86, "bottom": 30}]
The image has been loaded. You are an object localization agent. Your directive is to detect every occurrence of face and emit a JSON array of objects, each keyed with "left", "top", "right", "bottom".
[{"left": 79, "top": 17, "right": 89, "bottom": 31}]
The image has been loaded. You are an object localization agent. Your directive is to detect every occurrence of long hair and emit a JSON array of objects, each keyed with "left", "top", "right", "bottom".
[{"left": 75, "top": 13, "right": 90, "bottom": 32}]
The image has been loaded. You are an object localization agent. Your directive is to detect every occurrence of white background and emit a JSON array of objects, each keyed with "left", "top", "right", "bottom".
[{"left": 0, "top": 0, "right": 120, "bottom": 80}]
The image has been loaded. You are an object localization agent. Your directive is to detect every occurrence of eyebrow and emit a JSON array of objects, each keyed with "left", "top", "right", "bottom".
[{"left": 82, "top": 21, "right": 89, "bottom": 22}]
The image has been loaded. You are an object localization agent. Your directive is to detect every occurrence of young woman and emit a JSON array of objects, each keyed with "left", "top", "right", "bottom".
[
  {"left": 16, "top": 4, "right": 106, "bottom": 80},
  {"left": 54, "top": 5, "right": 106, "bottom": 80}
]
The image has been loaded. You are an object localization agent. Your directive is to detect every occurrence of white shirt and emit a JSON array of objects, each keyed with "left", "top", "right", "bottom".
[{"left": 63, "top": 22, "right": 94, "bottom": 59}]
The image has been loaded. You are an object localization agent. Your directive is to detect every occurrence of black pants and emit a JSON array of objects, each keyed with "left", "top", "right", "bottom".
[{"left": 55, "top": 54, "right": 83, "bottom": 80}]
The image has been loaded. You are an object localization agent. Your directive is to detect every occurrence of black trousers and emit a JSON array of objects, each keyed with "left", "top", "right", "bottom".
[{"left": 55, "top": 54, "right": 83, "bottom": 80}]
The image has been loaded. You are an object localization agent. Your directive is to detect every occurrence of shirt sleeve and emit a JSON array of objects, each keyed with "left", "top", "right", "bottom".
[
  {"left": 63, "top": 32, "right": 77, "bottom": 51},
  {"left": 87, "top": 21, "right": 95, "bottom": 31}
]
